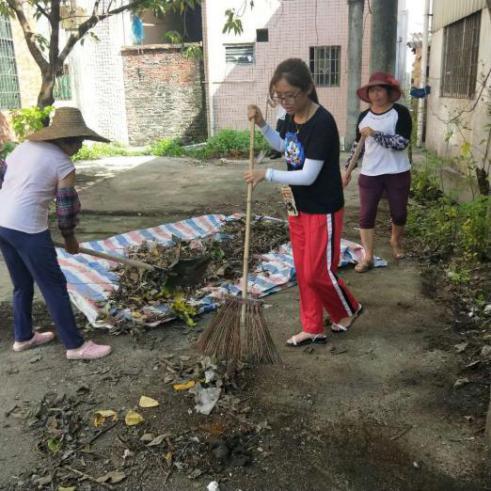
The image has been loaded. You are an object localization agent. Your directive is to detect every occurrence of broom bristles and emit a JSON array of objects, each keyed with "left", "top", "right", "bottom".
[{"left": 197, "top": 296, "right": 281, "bottom": 364}]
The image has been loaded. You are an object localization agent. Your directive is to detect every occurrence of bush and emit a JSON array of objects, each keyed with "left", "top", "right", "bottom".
[
  {"left": 73, "top": 142, "right": 145, "bottom": 161},
  {"left": 407, "top": 191, "right": 490, "bottom": 262},
  {"left": 150, "top": 138, "right": 185, "bottom": 157},
  {"left": 10, "top": 106, "right": 54, "bottom": 141},
  {"left": 191, "top": 129, "right": 269, "bottom": 159},
  {"left": 0, "top": 141, "right": 17, "bottom": 159},
  {"left": 150, "top": 130, "right": 270, "bottom": 159},
  {"left": 410, "top": 166, "right": 443, "bottom": 203}
]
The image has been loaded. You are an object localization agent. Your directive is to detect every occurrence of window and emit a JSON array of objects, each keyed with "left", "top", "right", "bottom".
[
  {"left": 0, "top": 16, "right": 21, "bottom": 110},
  {"left": 54, "top": 65, "right": 72, "bottom": 101},
  {"left": 441, "top": 11, "right": 481, "bottom": 99},
  {"left": 225, "top": 44, "right": 254, "bottom": 64},
  {"left": 309, "top": 46, "right": 341, "bottom": 87},
  {"left": 256, "top": 29, "right": 268, "bottom": 42}
]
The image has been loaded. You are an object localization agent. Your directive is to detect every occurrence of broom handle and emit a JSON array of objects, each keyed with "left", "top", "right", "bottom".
[
  {"left": 53, "top": 241, "right": 155, "bottom": 271},
  {"left": 241, "top": 119, "right": 255, "bottom": 303},
  {"left": 345, "top": 135, "right": 366, "bottom": 175}
]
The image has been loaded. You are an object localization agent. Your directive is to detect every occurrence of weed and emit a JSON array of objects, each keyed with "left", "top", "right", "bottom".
[
  {"left": 151, "top": 130, "right": 269, "bottom": 159},
  {"left": 73, "top": 142, "right": 146, "bottom": 161},
  {"left": 190, "top": 129, "right": 269, "bottom": 159},
  {"left": 150, "top": 138, "right": 185, "bottom": 157},
  {"left": 408, "top": 169, "right": 490, "bottom": 263}
]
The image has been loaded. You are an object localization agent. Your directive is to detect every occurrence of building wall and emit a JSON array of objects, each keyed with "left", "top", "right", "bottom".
[
  {"left": 426, "top": 7, "right": 491, "bottom": 166},
  {"left": 10, "top": 16, "right": 42, "bottom": 107},
  {"left": 121, "top": 45, "right": 206, "bottom": 146},
  {"left": 432, "top": 0, "right": 486, "bottom": 31},
  {"left": 70, "top": 8, "right": 132, "bottom": 143},
  {"left": 202, "top": 0, "right": 372, "bottom": 143}
]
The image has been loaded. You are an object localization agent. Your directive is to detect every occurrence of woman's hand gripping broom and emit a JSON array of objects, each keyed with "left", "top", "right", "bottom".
[{"left": 197, "top": 120, "right": 281, "bottom": 364}]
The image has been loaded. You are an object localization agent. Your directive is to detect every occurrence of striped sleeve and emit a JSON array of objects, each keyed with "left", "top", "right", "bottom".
[
  {"left": 372, "top": 104, "right": 412, "bottom": 151},
  {"left": 56, "top": 186, "right": 81, "bottom": 238}
]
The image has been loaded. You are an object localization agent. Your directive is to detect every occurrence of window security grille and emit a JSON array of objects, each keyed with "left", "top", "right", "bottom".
[
  {"left": 0, "top": 16, "right": 21, "bottom": 110},
  {"left": 309, "top": 46, "right": 341, "bottom": 87},
  {"left": 441, "top": 11, "right": 481, "bottom": 99},
  {"left": 225, "top": 44, "right": 254, "bottom": 64}
]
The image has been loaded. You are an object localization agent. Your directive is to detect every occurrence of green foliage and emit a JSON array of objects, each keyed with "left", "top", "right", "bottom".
[
  {"left": 189, "top": 129, "right": 269, "bottom": 159},
  {"left": 73, "top": 143, "right": 147, "bottom": 161},
  {"left": 408, "top": 181, "right": 490, "bottom": 262},
  {"left": 410, "top": 166, "right": 443, "bottom": 204},
  {"left": 171, "top": 294, "right": 197, "bottom": 327},
  {"left": 163, "top": 30, "right": 183, "bottom": 44},
  {"left": 446, "top": 267, "right": 471, "bottom": 286},
  {"left": 184, "top": 45, "right": 203, "bottom": 60},
  {"left": 223, "top": 8, "right": 244, "bottom": 34},
  {"left": 148, "top": 0, "right": 201, "bottom": 17},
  {"left": 150, "top": 138, "right": 185, "bottom": 157},
  {"left": 151, "top": 130, "right": 269, "bottom": 159},
  {"left": 0, "top": 141, "right": 17, "bottom": 159},
  {"left": 10, "top": 106, "right": 54, "bottom": 141}
]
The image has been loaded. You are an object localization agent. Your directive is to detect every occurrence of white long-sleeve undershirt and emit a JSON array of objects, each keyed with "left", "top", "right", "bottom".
[
  {"left": 260, "top": 124, "right": 285, "bottom": 152},
  {"left": 265, "top": 158, "right": 323, "bottom": 186},
  {"left": 259, "top": 123, "right": 323, "bottom": 186}
]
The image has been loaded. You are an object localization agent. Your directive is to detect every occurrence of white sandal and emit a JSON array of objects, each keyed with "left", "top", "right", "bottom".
[{"left": 331, "top": 304, "right": 364, "bottom": 333}]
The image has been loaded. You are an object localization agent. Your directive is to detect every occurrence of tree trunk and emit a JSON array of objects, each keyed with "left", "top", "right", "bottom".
[
  {"left": 37, "top": 71, "right": 56, "bottom": 123},
  {"left": 345, "top": 0, "right": 365, "bottom": 149},
  {"left": 369, "top": 0, "right": 398, "bottom": 74}
]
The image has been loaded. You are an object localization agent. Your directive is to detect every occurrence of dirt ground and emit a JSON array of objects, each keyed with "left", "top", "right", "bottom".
[{"left": 0, "top": 155, "right": 489, "bottom": 491}]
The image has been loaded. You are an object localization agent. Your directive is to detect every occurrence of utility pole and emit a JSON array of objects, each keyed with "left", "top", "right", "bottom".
[
  {"left": 345, "top": 0, "right": 365, "bottom": 149},
  {"left": 417, "top": 0, "right": 430, "bottom": 147},
  {"left": 369, "top": 0, "right": 398, "bottom": 74}
]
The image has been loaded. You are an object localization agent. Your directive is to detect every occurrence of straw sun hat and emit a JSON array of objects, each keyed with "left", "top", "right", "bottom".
[{"left": 27, "top": 107, "right": 110, "bottom": 143}]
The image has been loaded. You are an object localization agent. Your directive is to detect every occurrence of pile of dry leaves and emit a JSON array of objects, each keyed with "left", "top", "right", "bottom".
[{"left": 99, "top": 218, "right": 289, "bottom": 329}]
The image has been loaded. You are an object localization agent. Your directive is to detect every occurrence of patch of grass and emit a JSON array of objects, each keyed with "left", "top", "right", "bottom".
[
  {"left": 73, "top": 142, "right": 147, "bottom": 161},
  {"left": 150, "top": 138, "right": 185, "bottom": 157},
  {"left": 407, "top": 166, "right": 490, "bottom": 264},
  {"left": 192, "top": 129, "right": 269, "bottom": 159},
  {"left": 150, "top": 130, "right": 270, "bottom": 160}
]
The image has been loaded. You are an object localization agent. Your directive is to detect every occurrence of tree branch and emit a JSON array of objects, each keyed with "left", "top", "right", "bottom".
[
  {"left": 6, "top": 0, "right": 48, "bottom": 72},
  {"left": 59, "top": 0, "right": 146, "bottom": 64},
  {"left": 49, "top": 0, "right": 60, "bottom": 70},
  {"left": 35, "top": 3, "right": 50, "bottom": 21}
]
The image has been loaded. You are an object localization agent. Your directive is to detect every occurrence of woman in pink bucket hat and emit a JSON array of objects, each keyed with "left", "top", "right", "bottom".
[{"left": 343, "top": 72, "right": 412, "bottom": 272}]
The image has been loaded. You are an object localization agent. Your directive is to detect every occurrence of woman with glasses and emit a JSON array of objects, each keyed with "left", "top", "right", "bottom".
[{"left": 245, "top": 58, "right": 362, "bottom": 345}]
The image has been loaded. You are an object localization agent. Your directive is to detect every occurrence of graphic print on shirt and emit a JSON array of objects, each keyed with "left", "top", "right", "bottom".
[{"left": 284, "top": 131, "right": 305, "bottom": 169}]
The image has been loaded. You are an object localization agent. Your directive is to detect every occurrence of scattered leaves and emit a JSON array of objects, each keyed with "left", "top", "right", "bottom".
[
  {"left": 138, "top": 396, "right": 159, "bottom": 408},
  {"left": 93, "top": 409, "right": 118, "bottom": 428},
  {"left": 97, "top": 470, "right": 127, "bottom": 484},
  {"left": 173, "top": 380, "right": 196, "bottom": 392},
  {"left": 125, "top": 410, "right": 144, "bottom": 426}
]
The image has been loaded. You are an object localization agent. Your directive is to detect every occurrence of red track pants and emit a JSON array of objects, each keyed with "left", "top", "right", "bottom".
[{"left": 289, "top": 209, "right": 360, "bottom": 333}]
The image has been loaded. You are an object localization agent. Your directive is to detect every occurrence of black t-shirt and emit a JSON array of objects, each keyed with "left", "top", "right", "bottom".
[{"left": 280, "top": 105, "right": 344, "bottom": 214}]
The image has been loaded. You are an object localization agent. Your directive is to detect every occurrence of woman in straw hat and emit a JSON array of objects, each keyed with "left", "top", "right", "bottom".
[
  {"left": 343, "top": 72, "right": 412, "bottom": 273},
  {"left": 0, "top": 107, "right": 112, "bottom": 359}
]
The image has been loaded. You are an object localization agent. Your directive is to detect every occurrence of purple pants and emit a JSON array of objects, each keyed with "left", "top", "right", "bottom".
[{"left": 358, "top": 171, "right": 411, "bottom": 229}]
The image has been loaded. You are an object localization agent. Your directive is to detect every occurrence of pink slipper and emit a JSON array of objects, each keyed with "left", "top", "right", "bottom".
[
  {"left": 13, "top": 331, "right": 55, "bottom": 352},
  {"left": 66, "top": 340, "right": 112, "bottom": 360}
]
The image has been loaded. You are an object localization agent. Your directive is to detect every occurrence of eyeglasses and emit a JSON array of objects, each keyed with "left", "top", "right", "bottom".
[{"left": 270, "top": 90, "right": 303, "bottom": 105}]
